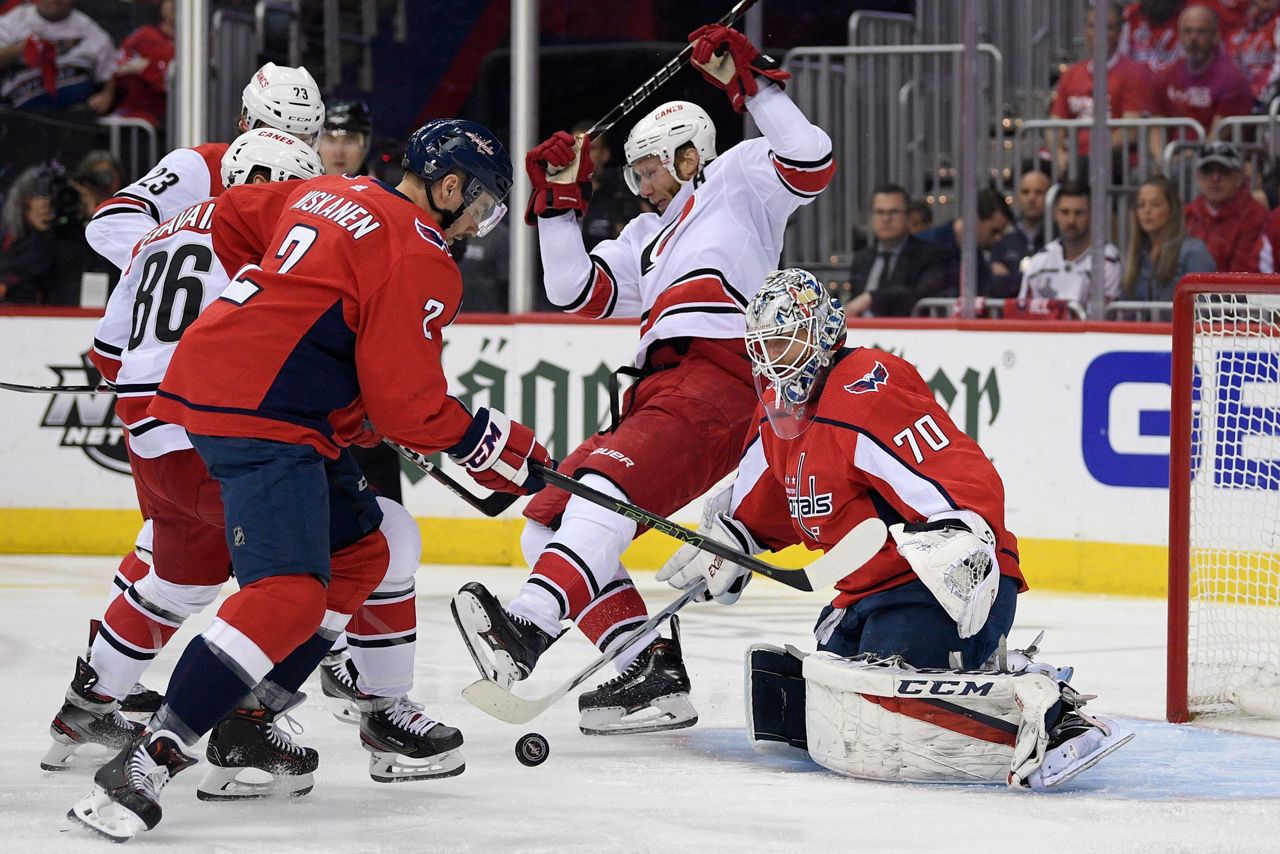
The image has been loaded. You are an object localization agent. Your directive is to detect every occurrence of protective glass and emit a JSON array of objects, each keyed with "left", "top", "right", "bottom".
[
  {"left": 465, "top": 190, "right": 507, "bottom": 238},
  {"left": 624, "top": 155, "right": 671, "bottom": 195}
]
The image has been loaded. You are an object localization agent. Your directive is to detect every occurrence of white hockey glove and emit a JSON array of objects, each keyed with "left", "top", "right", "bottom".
[
  {"left": 889, "top": 510, "right": 1000, "bottom": 639},
  {"left": 656, "top": 484, "right": 761, "bottom": 605}
]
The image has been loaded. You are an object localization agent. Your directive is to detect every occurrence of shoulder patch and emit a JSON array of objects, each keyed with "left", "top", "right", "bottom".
[
  {"left": 415, "top": 219, "right": 449, "bottom": 253},
  {"left": 844, "top": 361, "right": 889, "bottom": 395}
]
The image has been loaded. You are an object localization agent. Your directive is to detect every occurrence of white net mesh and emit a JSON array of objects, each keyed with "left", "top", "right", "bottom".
[{"left": 1187, "top": 292, "right": 1280, "bottom": 716}]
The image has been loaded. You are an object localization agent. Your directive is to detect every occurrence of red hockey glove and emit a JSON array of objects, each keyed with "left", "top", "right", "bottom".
[
  {"left": 448, "top": 406, "right": 552, "bottom": 495},
  {"left": 23, "top": 36, "right": 59, "bottom": 95},
  {"left": 688, "top": 24, "right": 790, "bottom": 113},
  {"left": 524, "top": 130, "right": 594, "bottom": 225}
]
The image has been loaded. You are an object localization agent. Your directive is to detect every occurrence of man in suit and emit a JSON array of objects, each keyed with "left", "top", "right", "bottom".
[{"left": 842, "top": 183, "right": 947, "bottom": 317}]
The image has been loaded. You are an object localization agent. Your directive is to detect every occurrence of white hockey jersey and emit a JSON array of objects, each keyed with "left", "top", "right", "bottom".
[
  {"left": 537, "top": 83, "right": 834, "bottom": 366},
  {"left": 0, "top": 4, "right": 115, "bottom": 109},
  {"left": 1018, "top": 239, "right": 1121, "bottom": 303}
]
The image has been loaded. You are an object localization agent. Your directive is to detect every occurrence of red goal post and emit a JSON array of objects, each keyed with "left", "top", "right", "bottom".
[{"left": 1168, "top": 275, "right": 1280, "bottom": 723}]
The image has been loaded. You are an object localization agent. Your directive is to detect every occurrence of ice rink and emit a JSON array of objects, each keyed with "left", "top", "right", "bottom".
[{"left": 4, "top": 555, "right": 1280, "bottom": 853}]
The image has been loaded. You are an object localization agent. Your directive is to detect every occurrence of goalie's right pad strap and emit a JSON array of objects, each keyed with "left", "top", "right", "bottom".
[{"left": 802, "top": 653, "right": 1059, "bottom": 785}]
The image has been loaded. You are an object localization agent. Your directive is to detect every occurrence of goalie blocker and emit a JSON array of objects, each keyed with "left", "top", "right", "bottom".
[{"left": 746, "top": 645, "right": 1133, "bottom": 790}]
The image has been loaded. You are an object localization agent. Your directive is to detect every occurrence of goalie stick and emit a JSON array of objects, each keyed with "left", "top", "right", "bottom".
[
  {"left": 385, "top": 440, "right": 519, "bottom": 517},
  {"left": 460, "top": 517, "right": 889, "bottom": 725}
]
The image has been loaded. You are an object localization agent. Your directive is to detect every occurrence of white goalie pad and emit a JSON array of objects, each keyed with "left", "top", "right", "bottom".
[
  {"left": 889, "top": 510, "right": 1000, "bottom": 639},
  {"left": 802, "top": 652, "right": 1060, "bottom": 785}
]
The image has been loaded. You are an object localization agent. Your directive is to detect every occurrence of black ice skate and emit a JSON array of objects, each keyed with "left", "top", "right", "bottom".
[
  {"left": 119, "top": 682, "right": 164, "bottom": 716},
  {"left": 577, "top": 616, "right": 698, "bottom": 736},
  {"left": 452, "top": 582, "right": 557, "bottom": 688},
  {"left": 319, "top": 649, "right": 362, "bottom": 725},
  {"left": 360, "top": 697, "right": 465, "bottom": 782},
  {"left": 43, "top": 657, "right": 145, "bottom": 771},
  {"left": 67, "top": 730, "right": 197, "bottom": 843},
  {"left": 1026, "top": 692, "right": 1133, "bottom": 790},
  {"left": 196, "top": 706, "right": 318, "bottom": 800}
]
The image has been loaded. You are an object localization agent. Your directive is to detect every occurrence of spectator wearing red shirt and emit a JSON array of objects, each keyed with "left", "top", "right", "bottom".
[
  {"left": 1226, "top": 0, "right": 1280, "bottom": 99},
  {"left": 1119, "top": 0, "right": 1187, "bottom": 72},
  {"left": 110, "top": 0, "right": 172, "bottom": 127},
  {"left": 1052, "top": 2, "right": 1154, "bottom": 171},
  {"left": 1185, "top": 141, "right": 1272, "bottom": 271},
  {"left": 1209, "top": 0, "right": 1252, "bottom": 35},
  {"left": 1154, "top": 4, "right": 1254, "bottom": 133}
]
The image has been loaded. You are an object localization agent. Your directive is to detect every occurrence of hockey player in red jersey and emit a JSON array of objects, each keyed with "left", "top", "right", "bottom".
[
  {"left": 69, "top": 119, "right": 546, "bottom": 842},
  {"left": 452, "top": 23, "right": 833, "bottom": 735},
  {"left": 658, "top": 268, "right": 1132, "bottom": 790}
]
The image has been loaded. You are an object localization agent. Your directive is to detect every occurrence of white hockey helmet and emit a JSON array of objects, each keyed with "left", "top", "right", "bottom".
[
  {"left": 745, "top": 268, "right": 847, "bottom": 438},
  {"left": 221, "top": 127, "right": 324, "bottom": 187},
  {"left": 240, "top": 63, "right": 325, "bottom": 145},
  {"left": 623, "top": 100, "right": 716, "bottom": 194}
]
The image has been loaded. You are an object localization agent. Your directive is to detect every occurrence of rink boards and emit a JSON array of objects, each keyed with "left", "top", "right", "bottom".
[{"left": 0, "top": 311, "right": 1249, "bottom": 598}]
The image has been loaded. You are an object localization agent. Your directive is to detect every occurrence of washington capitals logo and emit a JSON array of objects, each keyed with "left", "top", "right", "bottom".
[
  {"left": 786, "top": 452, "right": 831, "bottom": 540},
  {"left": 844, "top": 361, "right": 889, "bottom": 395},
  {"left": 38, "top": 354, "right": 130, "bottom": 475},
  {"left": 414, "top": 219, "right": 448, "bottom": 252},
  {"left": 465, "top": 131, "right": 495, "bottom": 156}
]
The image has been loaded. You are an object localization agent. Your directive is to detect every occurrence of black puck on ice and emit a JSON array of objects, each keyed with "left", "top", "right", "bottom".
[{"left": 515, "top": 732, "right": 549, "bottom": 766}]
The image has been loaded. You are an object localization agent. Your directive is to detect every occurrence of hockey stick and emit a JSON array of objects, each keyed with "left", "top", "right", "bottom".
[
  {"left": 461, "top": 582, "right": 708, "bottom": 725},
  {"left": 0, "top": 381, "right": 114, "bottom": 394},
  {"left": 584, "top": 0, "right": 760, "bottom": 136},
  {"left": 529, "top": 460, "right": 887, "bottom": 593},
  {"left": 385, "top": 441, "right": 520, "bottom": 517}
]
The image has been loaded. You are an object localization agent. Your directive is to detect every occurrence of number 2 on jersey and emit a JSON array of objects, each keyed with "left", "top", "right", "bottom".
[
  {"left": 892, "top": 415, "right": 950, "bottom": 464},
  {"left": 222, "top": 224, "right": 318, "bottom": 306}
]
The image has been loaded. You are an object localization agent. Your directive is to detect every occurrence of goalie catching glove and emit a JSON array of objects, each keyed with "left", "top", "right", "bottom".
[
  {"left": 688, "top": 24, "right": 791, "bottom": 113},
  {"left": 524, "top": 131, "right": 594, "bottom": 224},
  {"left": 890, "top": 510, "right": 1000, "bottom": 639},
  {"left": 448, "top": 407, "right": 552, "bottom": 496},
  {"left": 656, "top": 484, "right": 761, "bottom": 604}
]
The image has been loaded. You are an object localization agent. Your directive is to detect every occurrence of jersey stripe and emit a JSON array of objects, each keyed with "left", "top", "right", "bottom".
[
  {"left": 770, "top": 151, "right": 836, "bottom": 198},
  {"left": 810, "top": 415, "right": 960, "bottom": 513},
  {"left": 639, "top": 269, "right": 746, "bottom": 338},
  {"left": 564, "top": 256, "right": 618, "bottom": 319}
]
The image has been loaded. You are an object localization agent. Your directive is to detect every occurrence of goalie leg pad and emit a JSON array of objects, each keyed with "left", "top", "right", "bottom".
[{"left": 744, "top": 644, "right": 808, "bottom": 756}]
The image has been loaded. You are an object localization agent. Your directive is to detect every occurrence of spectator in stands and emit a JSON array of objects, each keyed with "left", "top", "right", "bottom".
[
  {"left": 906, "top": 198, "right": 933, "bottom": 234},
  {"left": 75, "top": 149, "right": 122, "bottom": 209},
  {"left": 841, "top": 183, "right": 947, "bottom": 318},
  {"left": 918, "top": 187, "right": 1015, "bottom": 297},
  {"left": 1185, "top": 140, "right": 1271, "bottom": 271},
  {"left": 0, "top": 161, "right": 100, "bottom": 304},
  {"left": 1019, "top": 180, "right": 1122, "bottom": 304},
  {"left": 574, "top": 120, "right": 647, "bottom": 250},
  {"left": 1051, "top": 3, "right": 1154, "bottom": 174},
  {"left": 991, "top": 169, "right": 1051, "bottom": 295},
  {"left": 1119, "top": 0, "right": 1186, "bottom": 73},
  {"left": 0, "top": 0, "right": 115, "bottom": 112},
  {"left": 318, "top": 98, "right": 373, "bottom": 175},
  {"left": 454, "top": 219, "right": 510, "bottom": 313},
  {"left": 1121, "top": 175, "right": 1216, "bottom": 301},
  {"left": 1153, "top": 5, "right": 1254, "bottom": 134},
  {"left": 1210, "top": 0, "right": 1252, "bottom": 35},
  {"left": 1237, "top": 0, "right": 1280, "bottom": 105},
  {"left": 110, "top": 0, "right": 174, "bottom": 128}
]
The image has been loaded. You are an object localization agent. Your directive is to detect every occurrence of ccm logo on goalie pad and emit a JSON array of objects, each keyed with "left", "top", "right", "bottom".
[{"left": 896, "top": 679, "right": 994, "bottom": 697}]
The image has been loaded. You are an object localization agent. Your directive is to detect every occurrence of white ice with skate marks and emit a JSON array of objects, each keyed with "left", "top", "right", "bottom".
[{"left": 2, "top": 557, "right": 1280, "bottom": 853}]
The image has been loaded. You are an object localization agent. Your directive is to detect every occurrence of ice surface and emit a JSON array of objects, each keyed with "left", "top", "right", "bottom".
[{"left": 3, "top": 556, "right": 1279, "bottom": 853}]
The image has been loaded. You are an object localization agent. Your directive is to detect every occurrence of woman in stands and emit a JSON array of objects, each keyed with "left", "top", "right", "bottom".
[{"left": 1121, "top": 175, "right": 1216, "bottom": 302}]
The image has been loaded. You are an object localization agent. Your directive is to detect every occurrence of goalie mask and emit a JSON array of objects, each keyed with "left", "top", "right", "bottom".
[
  {"left": 745, "top": 268, "right": 846, "bottom": 439},
  {"left": 623, "top": 101, "right": 717, "bottom": 195}
]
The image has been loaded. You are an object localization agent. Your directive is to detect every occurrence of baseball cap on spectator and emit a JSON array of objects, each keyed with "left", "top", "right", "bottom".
[{"left": 1196, "top": 141, "right": 1243, "bottom": 172}]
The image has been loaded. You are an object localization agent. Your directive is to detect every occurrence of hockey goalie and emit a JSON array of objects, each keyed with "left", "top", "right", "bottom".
[{"left": 658, "top": 269, "right": 1133, "bottom": 788}]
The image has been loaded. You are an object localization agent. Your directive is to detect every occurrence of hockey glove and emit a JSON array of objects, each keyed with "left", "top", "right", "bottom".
[
  {"left": 688, "top": 24, "right": 790, "bottom": 113},
  {"left": 656, "top": 484, "right": 759, "bottom": 604},
  {"left": 524, "top": 131, "right": 594, "bottom": 225},
  {"left": 889, "top": 510, "right": 1000, "bottom": 639},
  {"left": 448, "top": 406, "right": 552, "bottom": 496}
]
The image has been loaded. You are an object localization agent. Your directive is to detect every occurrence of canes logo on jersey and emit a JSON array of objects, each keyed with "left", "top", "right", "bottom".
[
  {"left": 844, "top": 361, "right": 889, "bottom": 395},
  {"left": 37, "top": 353, "right": 131, "bottom": 475},
  {"left": 786, "top": 452, "right": 831, "bottom": 539}
]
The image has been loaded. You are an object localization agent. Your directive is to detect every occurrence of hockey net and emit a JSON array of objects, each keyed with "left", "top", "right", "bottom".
[{"left": 1168, "top": 277, "right": 1280, "bottom": 722}]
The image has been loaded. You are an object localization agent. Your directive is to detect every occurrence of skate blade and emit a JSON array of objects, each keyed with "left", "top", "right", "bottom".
[
  {"left": 1032, "top": 727, "right": 1135, "bottom": 790},
  {"left": 325, "top": 696, "right": 362, "bottom": 726},
  {"left": 368, "top": 748, "right": 466, "bottom": 783},
  {"left": 579, "top": 694, "right": 699, "bottom": 736},
  {"left": 196, "top": 766, "right": 315, "bottom": 801},
  {"left": 41, "top": 739, "right": 116, "bottom": 772},
  {"left": 451, "top": 593, "right": 519, "bottom": 689},
  {"left": 67, "top": 788, "right": 148, "bottom": 842}
]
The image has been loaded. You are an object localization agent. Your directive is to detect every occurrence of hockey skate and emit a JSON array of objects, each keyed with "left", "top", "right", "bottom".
[
  {"left": 43, "top": 657, "right": 145, "bottom": 772},
  {"left": 578, "top": 616, "right": 698, "bottom": 736},
  {"left": 1026, "top": 703, "right": 1134, "bottom": 790},
  {"left": 452, "top": 582, "right": 557, "bottom": 688},
  {"left": 119, "top": 682, "right": 164, "bottom": 716},
  {"left": 319, "top": 649, "right": 362, "bottom": 725},
  {"left": 196, "top": 706, "right": 318, "bottom": 800},
  {"left": 67, "top": 730, "right": 197, "bottom": 842},
  {"left": 360, "top": 697, "right": 465, "bottom": 782}
]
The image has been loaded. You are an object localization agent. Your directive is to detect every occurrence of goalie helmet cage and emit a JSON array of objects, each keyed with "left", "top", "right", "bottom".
[{"left": 1167, "top": 275, "right": 1280, "bottom": 723}]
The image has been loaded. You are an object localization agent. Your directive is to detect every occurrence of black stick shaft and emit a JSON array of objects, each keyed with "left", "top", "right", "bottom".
[{"left": 386, "top": 441, "right": 519, "bottom": 517}]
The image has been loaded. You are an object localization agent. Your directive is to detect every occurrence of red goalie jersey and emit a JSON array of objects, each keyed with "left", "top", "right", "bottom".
[{"left": 729, "top": 347, "right": 1026, "bottom": 609}]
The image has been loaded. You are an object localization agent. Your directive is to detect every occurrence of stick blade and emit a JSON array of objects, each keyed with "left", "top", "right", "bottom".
[
  {"left": 805, "top": 518, "right": 889, "bottom": 591},
  {"left": 461, "top": 679, "right": 550, "bottom": 725}
]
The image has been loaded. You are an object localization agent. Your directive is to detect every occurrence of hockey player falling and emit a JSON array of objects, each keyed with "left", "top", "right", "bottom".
[
  {"left": 658, "top": 268, "right": 1133, "bottom": 788},
  {"left": 453, "top": 22, "right": 834, "bottom": 735}
]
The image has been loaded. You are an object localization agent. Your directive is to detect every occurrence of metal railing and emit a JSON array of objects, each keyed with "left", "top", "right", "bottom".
[
  {"left": 96, "top": 116, "right": 159, "bottom": 182},
  {"left": 912, "top": 297, "right": 1088, "bottom": 320},
  {"left": 1103, "top": 301, "right": 1174, "bottom": 322},
  {"left": 782, "top": 44, "right": 1004, "bottom": 269},
  {"left": 847, "top": 11, "right": 915, "bottom": 46},
  {"left": 209, "top": 8, "right": 257, "bottom": 143}
]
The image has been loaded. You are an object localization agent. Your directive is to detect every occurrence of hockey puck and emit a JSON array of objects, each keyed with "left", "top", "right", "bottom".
[{"left": 515, "top": 732, "right": 549, "bottom": 766}]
